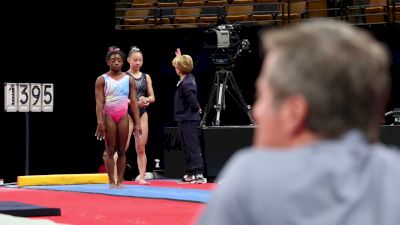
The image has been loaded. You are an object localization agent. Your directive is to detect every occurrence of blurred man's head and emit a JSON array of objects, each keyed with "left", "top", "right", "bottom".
[{"left": 252, "top": 20, "right": 390, "bottom": 148}]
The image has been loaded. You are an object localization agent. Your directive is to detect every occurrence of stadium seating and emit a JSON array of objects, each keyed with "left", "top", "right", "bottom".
[{"left": 116, "top": 0, "right": 399, "bottom": 30}]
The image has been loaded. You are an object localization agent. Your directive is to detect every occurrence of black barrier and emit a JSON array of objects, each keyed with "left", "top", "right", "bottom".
[{"left": 164, "top": 125, "right": 400, "bottom": 178}]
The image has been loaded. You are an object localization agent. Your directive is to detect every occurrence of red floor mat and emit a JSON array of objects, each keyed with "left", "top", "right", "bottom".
[{"left": 0, "top": 187, "right": 206, "bottom": 225}]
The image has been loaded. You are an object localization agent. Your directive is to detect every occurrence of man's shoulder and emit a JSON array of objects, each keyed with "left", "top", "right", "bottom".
[
  {"left": 225, "top": 141, "right": 400, "bottom": 181},
  {"left": 216, "top": 148, "right": 310, "bottom": 196},
  {"left": 231, "top": 147, "right": 310, "bottom": 162},
  {"left": 371, "top": 143, "right": 400, "bottom": 167},
  {"left": 219, "top": 148, "right": 306, "bottom": 178}
]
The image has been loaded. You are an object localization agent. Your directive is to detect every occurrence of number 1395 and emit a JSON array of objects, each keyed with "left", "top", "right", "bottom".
[{"left": 4, "top": 83, "right": 54, "bottom": 112}]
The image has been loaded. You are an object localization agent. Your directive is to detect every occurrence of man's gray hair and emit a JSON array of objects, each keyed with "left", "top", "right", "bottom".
[{"left": 262, "top": 20, "right": 390, "bottom": 141}]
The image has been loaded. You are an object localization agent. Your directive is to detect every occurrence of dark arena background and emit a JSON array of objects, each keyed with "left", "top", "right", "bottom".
[{"left": 1, "top": 0, "right": 400, "bottom": 183}]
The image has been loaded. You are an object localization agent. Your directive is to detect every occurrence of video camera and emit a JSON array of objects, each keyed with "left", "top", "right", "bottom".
[{"left": 203, "top": 24, "right": 250, "bottom": 67}]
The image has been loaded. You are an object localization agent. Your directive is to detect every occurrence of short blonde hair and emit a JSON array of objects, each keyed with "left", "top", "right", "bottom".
[{"left": 172, "top": 54, "right": 193, "bottom": 74}]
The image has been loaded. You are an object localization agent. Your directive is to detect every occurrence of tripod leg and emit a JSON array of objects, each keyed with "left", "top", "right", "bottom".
[
  {"left": 200, "top": 72, "right": 219, "bottom": 126},
  {"left": 215, "top": 83, "right": 225, "bottom": 126},
  {"left": 215, "top": 70, "right": 229, "bottom": 126},
  {"left": 227, "top": 72, "right": 255, "bottom": 125},
  {"left": 221, "top": 72, "right": 229, "bottom": 111}
]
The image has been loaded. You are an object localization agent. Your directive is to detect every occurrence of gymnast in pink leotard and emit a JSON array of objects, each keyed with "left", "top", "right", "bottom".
[
  {"left": 102, "top": 73, "right": 130, "bottom": 123},
  {"left": 95, "top": 46, "right": 142, "bottom": 188}
]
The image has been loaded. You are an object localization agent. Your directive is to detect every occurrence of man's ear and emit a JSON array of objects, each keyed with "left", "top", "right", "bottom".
[{"left": 281, "top": 95, "right": 308, "bottom": 136}]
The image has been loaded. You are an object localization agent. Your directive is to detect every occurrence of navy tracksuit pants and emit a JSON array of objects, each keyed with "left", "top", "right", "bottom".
[{"left": 178, "top": 120, "right": 204, "bottom": 174}]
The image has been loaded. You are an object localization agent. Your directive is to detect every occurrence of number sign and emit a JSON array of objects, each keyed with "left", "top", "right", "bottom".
[
  {"left": 4, "top": 83, "right": 54, "bottom": 112},
  {"left": 42, "top": 83, "right": 54, "bottom": 112},
  {"left": 18, "top": 83, "right": 30, "bottom": 112},
  {"left": 4, "top": 83, "right": 18, "bottom": 112}
]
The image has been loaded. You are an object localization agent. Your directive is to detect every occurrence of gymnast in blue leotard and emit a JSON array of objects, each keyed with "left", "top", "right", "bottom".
[{"left": 125, "top": 46, "right": 155, "bottom": 185}]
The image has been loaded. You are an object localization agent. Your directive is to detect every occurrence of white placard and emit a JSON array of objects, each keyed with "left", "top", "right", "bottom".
[
  {"left": 18, "top": 83, "right": 30, "bottom": 112},
  {"left": 30, "top": 83, "right": 42, "bottom": 112},
  {"left": 41, "top": 83, "right": 54, "bottom": 112},
  {"left": 5, "top": 82, "right": 54, "bottom": 112},
  {"left": 4, "top": 83, "right": 18, "bottom": 112}
]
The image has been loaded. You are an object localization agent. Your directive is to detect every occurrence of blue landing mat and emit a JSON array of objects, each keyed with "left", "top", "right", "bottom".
[{"left": 21, "top": 184, "right": 210, "bottom": 203}]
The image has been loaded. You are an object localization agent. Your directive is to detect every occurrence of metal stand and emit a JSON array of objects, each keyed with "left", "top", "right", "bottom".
[
  {"left": 25, "top": 112, "right": 30, "bottom": 175},
  {"left": 200, "top": 68, "right": 255, "bottom": 126}
]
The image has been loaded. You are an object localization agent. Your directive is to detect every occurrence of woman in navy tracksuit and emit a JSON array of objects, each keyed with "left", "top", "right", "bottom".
[{"left": 172, "top": 48, "right": 206, "bottom": 184}]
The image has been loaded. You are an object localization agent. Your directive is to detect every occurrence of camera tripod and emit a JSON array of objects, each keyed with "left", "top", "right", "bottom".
[{"left": 200, "top": 68, "right": 255, "bottom": 126}]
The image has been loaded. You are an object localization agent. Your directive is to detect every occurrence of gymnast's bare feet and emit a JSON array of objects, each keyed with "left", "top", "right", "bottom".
[
  {"left": 116, "top": 179, "right": 125, "bottom": 188},
  {"left": 110, "top": 183, "right": 117, "bottom": 189},
  {"left": 138, "top": 179, "right": 150, "bottom": 185}
]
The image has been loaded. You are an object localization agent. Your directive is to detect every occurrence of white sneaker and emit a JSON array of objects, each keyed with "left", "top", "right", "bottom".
[{"left": 194, "top": 174, "right": 207, "bottom": 184}]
